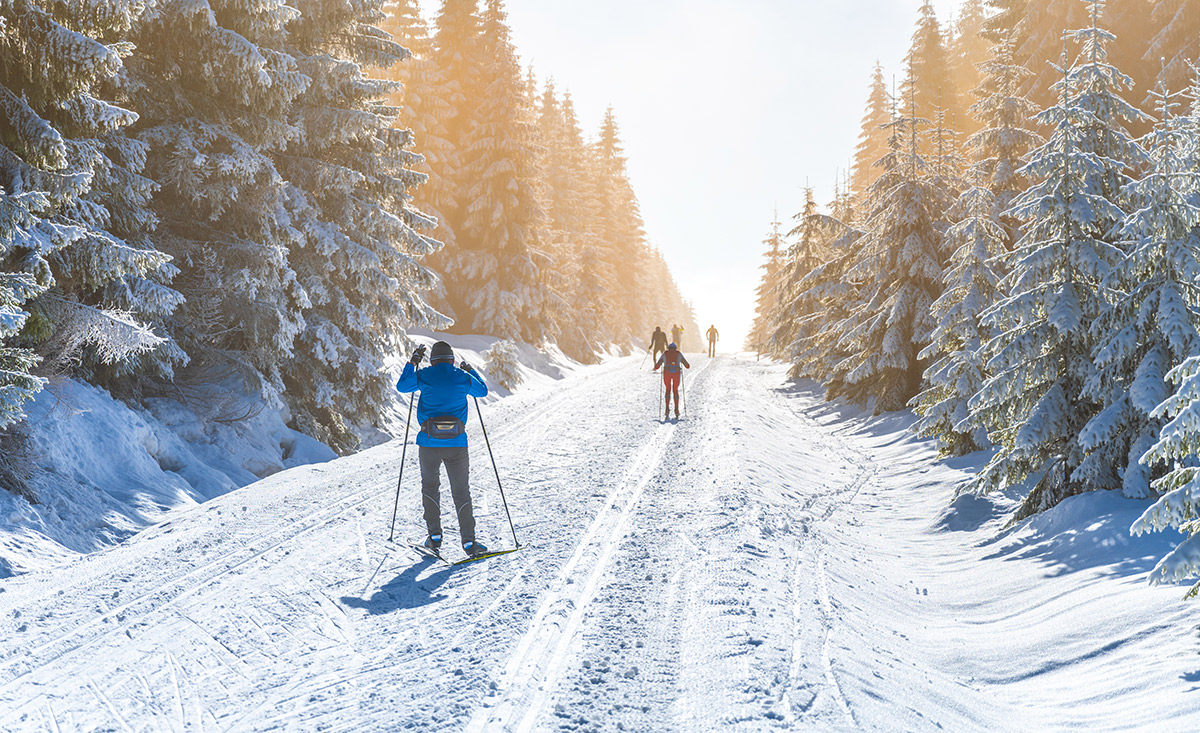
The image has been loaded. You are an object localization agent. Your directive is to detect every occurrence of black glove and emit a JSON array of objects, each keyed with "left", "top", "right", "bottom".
[
  {"left": 410, "top": 345, "right": 427, "bottom": 366},
  {"left": 460, "top": 360, "right": 475, "bottom": 372}
]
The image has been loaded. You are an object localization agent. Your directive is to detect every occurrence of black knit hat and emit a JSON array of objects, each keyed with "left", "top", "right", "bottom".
[{"left": 430, "top": 340, "right": 454, "bottom": 363}]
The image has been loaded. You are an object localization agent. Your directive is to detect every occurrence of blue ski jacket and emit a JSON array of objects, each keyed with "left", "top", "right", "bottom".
[{"left": 396, "top": 362, "right": 489, "bottom": 447}]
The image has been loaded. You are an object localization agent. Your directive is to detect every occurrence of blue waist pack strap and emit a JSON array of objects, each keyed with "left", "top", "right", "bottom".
[{"left": 422, "top": 416, "right": 466, "bottom": 440}]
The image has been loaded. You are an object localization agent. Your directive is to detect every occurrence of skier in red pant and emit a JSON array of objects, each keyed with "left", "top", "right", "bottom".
[{"left": 654, "top": 343, "right": 690, "bottom": 419}]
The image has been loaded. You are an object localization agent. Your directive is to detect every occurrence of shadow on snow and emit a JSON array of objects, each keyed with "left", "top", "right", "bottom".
[{"left": 341, "top": 557, "right": 456, "bottom": 614}]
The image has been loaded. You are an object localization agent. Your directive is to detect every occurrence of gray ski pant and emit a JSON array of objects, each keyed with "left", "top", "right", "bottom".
[{"left": 419, "top": 445, "right": 475, "bottom": 544}]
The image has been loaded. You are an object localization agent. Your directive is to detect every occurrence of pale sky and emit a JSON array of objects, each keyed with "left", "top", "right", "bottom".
[{"left": 424, "top": 1, "right": 963, "bottom": 349}]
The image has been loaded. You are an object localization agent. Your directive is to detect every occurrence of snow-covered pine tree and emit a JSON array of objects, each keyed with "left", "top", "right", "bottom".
[
  {"left": 949, "top": 0, "right": 989, "bottom": 141},
  {"left": 129, "top": 0, "right": 311, "bottom": 399},
  {"left": 1011, "top": 0, "right": 1089, "bottom": 108},
  {"left": 747, "top": 209, "right": 785, "bottom": 354},
  {"left": 785, "top": 192, "right": 863, "bottom": 389},
  {"left": 1134, "top": 355, "right": 1200, "bottom": 598},
  {"left": 901, "top": 1, "right": 960, "bottom": 159},
  {"left": 483, "top": 339, "right": 522, "bottom": 390},
  {"left": 0, "top": 0, "right": 182, "bottom": 391},
  {"left": 969, "top": 3, "right": 1145, "bottom": 519},
  {"left": 968, "top": 33, "right": 1043, "bottom": 242},
  {"left": 912, "top": 185, "right": 1003, "bottom": 455},
  {"left": 1143, "top": 0, "right": 1200, "bottom": 97},
  {"left": 536, "top": 85, "right": 613, "bottom": 360},
  {"left": 850, "top": 63, "right": 892, "bottom": 199},
  {"left": 771, "top": 188, "right": 827, "bottom": 362},
  {"left": 912, "top": 33, "right": 1041, "bottom": 456},
  {"left": 0, "top": 206, "right": 49, "bottom": 429},
  {"left": 447, "top": 0, "right": 545, "bottom": 342},
  {"left": 593, "top": 107, "right": 647, "bottom": 346},
  {"left": 981, "top": 0, "right": 1027, "bottom": 45},
  {"left": 1079, "top": 64, "right": 1198, "bottom": 497},
  {"left": 378, "top": 0, "right": 457, "bottom": 261},
  {"left": 275, "top": 0, "right": 447, "bottom": 450},
  {"left": 829, "top": 93, "right": 952, "bottom": 412},
  {"left": 532, "top": 82, "right": 576, "bottom": 352},
  {"left": 423, "top": 0, "right": 486, "bottom": 324}
]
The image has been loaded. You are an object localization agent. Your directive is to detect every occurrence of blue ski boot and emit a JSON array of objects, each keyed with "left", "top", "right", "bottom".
[{"left": 463, "top": 540, "right": 489, "bottom": 558}]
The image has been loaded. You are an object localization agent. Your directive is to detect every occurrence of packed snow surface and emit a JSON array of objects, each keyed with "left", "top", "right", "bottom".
[{"left": 1, "top": 355, "right": 1198, "bottom": 730}]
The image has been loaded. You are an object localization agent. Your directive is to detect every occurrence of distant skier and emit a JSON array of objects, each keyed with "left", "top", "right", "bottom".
[
  {"left": 671, "top": 324, "right": 684, "bottom": 348},
  {"left": 654, "top": 342, "right": 691, "bottom": 419},
  {"left": 705, "top": 324, "right": 719, "bottom": 357},
  {"left": 648, "top": 326, "right": 668, "bottom": 365},
  {"left": 396, "top": 341, "right": 491, "bottom": 557}
]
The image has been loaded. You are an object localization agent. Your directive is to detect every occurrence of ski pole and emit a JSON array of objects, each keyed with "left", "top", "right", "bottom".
[
  {"left": 473, "top": 396, "right": 519, "bottom": 547},
  {"left": 388, "top": 369, "right": 418, "bottom": 543},
  {"left": 640, "top": 349, "right": 649, "bottom": 370}
]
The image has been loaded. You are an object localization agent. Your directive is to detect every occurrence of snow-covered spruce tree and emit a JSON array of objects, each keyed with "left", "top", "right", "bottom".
[
  {"left": 0, "top": 0, "right": 182, "bottom": 390},
  {"left": 787, "top": 207, "right": 864, "bottom": 389},
  {"left": 593, "top": 107, "right": 647, "bottom": 346},
  {"left": 1079, "top": 69, "right": 1200, "bottom": 498},
  {"left": 0, "top": 210, "right": 48, "bottom": 429},
  {"left": 770, "top": 188, "right": 827, "bottom": 360},
  {"left": 968, "top": 33, "right": 1043, "bottom": 241},
  {"left": 829, "top": 97, "right": 953, "bottom": 412},
  {"left": 1012, "top": 0, "right": 1089, "bottom": 108},
  {"left": 912, "top": 33, "right": 1041, "bottom": 456},
  {"left": 1143, "top": 1, "right": 1200, "bottom": 97},
  {"left": 275, "top": 0, "right": 447, "bottom": 450},
  {"left": 850, "top": 63, "right": 892, "bottom": 199},
  {"left": 1133, "top": 357, "right": 1200, "bottom": 598},
  {"left": 536, "top": 85, "right": 612, "bottom": 361},
  {"left": 746, "top": 210, "right": 785, "bottom": 353},
  {"left": 378, "top": 1, "right": 457, "bottom": 269},
  {"left": 447, "top": 0, "right": 545, "bottom": 342},
  {"left": 483, "top": 339, "right": 522, "bottom": 390},
  {"left": 901, "top": 1, "right": 960, "bottom": 159},
  {"left": 949, "top": 0, "right": 990, "bottom": 141},
  {"left": 129, "top": 0, "right": 311, "bottom": 399},
  {"left": 969, "top": 7, "right": 1145, "bottom": 519},
  {"left": 912, "top": 186, "right": 1003, "bottom": 455}
]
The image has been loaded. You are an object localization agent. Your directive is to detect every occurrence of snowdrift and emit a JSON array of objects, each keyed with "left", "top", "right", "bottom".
[{"left": 0, "top": 332, "right": 579, "bottom": 577}]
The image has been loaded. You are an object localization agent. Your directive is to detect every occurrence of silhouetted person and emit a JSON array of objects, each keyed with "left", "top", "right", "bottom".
[{"left": 648, "top": 326, "right": 668, "bottom": 364}]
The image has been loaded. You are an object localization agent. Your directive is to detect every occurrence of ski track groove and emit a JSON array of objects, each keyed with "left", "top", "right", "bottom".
[
  {"left": 767, "top": 370, "right": 878, "bottom": 727},
  {"left": 467, "top": 359, "right": 716, "bottom": 731},
  {"left": 86, "top": 677, "right": 134, "bottom": 733}
]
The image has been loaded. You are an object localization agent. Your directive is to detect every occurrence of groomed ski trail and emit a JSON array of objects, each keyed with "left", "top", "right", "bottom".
[
  {"left": 469, "top": 360, "right": 715, "bottom": 731},
  {"left": 7, "top": 354, "right": 1194, "bottom": 731}
]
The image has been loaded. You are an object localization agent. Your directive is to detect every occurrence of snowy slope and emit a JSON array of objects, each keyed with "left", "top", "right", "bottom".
[
  {"left": 0, "top": 331, "right": 574, "bottom": 579},
  {"left": 1, "top": 356, "right": 1197, "bottom": 731}
]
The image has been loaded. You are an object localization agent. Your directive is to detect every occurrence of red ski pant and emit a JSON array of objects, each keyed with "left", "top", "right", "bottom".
[{"left": 663, "top": 372, "right": 681, "bottom": 410}]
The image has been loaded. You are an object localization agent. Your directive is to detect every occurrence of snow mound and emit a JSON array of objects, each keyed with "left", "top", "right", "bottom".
[{"left": 0, "top": 379, "right": 336, "bottom": 575}]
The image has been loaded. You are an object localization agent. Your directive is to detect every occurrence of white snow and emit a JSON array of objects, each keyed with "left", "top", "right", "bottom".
[{"left": 0, "top": 355, "right": 1197, "bottom": 730}]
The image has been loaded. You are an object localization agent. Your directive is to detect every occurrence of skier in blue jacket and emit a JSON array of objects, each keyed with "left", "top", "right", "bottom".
[{"left": 396, "top": 341, "right": 490, "bottom": 557}]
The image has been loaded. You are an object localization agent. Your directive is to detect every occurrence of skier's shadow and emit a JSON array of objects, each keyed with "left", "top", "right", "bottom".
[{"left": 341, "top": 558, "right": 455, "bottom": 614}]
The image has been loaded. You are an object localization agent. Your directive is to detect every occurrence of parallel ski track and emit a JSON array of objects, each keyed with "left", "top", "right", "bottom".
[
  {"left": 0, "top": 356, "right": 643, "bottom": 725},
  {"left": 769, "top": 375, "right": 878, "bottom": 727},
  {"left": 468, "top": 359, "right": 715, "bottom": 732}
]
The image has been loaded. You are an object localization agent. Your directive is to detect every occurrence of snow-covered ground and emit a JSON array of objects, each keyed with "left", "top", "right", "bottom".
[
  {"left": 1, "top": 355, "right": 1197, "bottom": 730},
  {"left": 0, "top": 331, "right": 574, "bottom": 578}
]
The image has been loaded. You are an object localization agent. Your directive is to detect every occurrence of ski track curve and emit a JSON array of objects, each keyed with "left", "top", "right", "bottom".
[{"left": 0, "top": 355, "right": 875, "bottom": 731}]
